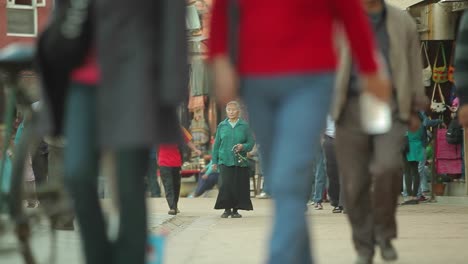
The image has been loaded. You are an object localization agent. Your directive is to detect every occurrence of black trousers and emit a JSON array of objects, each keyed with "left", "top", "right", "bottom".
[
  {"left": 404, "top": 160, "right": 420, "bottom": 197},
  {"left": 323, "top": 135, "right": 343, "bottom": 208},
  {"left": 160, "top": 166, "right": 181, "bottom": 210}
]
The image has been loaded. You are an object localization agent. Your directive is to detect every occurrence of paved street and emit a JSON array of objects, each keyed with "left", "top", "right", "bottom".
[{"left": 2, "top": 198, "right": 468, "bottom": 264}]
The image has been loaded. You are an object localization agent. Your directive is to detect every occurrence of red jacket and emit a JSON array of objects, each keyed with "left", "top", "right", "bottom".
[{"left": 209, "top": 0, "right": 378, "bottom": 76}]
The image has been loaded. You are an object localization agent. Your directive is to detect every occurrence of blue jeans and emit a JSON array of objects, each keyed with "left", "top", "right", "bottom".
[
  {"left": 242, "top": 73, "right": 334, "bottom": 264},
  {"left": 194, "top": 172, "right": 219, "bottom": 197},
  {"left": 311, "top": 147, "right": 326, "bottom": 203}
]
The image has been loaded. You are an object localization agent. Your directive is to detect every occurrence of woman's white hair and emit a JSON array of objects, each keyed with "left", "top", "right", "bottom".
[{"left": 226, "top": 100, "right": 241, "bottom": 110}]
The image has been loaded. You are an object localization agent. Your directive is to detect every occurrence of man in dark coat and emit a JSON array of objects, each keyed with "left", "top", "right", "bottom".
[{"left": 36, "top": 1, "right": 188, "bottom": 264}]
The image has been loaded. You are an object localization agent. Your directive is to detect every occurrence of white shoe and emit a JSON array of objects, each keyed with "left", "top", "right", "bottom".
[{"left": 256, "top": 192, "right": 271, "bottom": 199}]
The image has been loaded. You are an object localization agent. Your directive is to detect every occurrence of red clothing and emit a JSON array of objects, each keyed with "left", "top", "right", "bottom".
[
  {"left": 71, "top": 51, "right": 100, "bottom": 85},
  {"left": 209, "top": 0, "right": 378, "bottom": 76},
  {"left": 158, "top": 128, "right": 193, "bottom": 167}
]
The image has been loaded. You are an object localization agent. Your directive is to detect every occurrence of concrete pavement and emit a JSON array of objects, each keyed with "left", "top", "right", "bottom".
[
  {"left": 2, "top": 197, "right": 468, "bottom": 264},
  {"left": 163, "top": 198, "right": 468, "bottom": 264}
]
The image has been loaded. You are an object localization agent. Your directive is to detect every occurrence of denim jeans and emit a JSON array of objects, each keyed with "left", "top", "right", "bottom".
[
  {"left": 194, "top": 172, "right": 219, "bottom": 197},
  {"left": 312, "top": 147, "right": 326, "bottom": 203},
  {"left": 242, "top": 73, "right": 334, "bottom": 264}
]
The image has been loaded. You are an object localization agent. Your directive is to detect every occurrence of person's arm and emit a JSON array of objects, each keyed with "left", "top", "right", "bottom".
[
  {"left": 330, "top": 0, "right": 377, "bottom": 74},
  {"left": 241, "top": 127, "right": 255, "bottom": 153},
  {"left": 186, "top": 141, "right": 202, "bottom": 156},
  {"left": 209, "top": 0, "right": 228, "bottom": 60},
  {"left": 455, "top": 11, "right": 468, "bottom": 127},
  {"left": 424, "top": 118, "right": 443, "bottom": 128}
]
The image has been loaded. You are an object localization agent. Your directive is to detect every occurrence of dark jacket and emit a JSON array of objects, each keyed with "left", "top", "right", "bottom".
[
  {"left": 456, "top": 11, "right": 468, "bottom": 106},
  {"left": 37, "top": 0, "right": 188, "bottom": 147},
  {"left": 212, "top": 119, "right": 255, "bottom": 167}
]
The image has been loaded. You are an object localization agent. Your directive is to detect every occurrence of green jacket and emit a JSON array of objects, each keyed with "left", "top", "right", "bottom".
[{"left": 212, "top": 118, "right": 255, "bottom": 167}]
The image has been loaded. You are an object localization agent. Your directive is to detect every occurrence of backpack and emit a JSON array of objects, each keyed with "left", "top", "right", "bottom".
[{"left": 446, "top": 118, "right": 463, "bottom": 145}]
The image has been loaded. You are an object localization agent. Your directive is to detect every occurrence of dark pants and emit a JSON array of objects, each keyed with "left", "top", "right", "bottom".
[
  {"left": 335, "top": 97, "right": 405, "bottom": 258},
  {"left": 323, "top": 135, "right": 343, "bottom": 208},
  {"left": 194, "top": 172, "right": 219, "bottom": 197},
  {"left": 404, "top": 161, "right": 420, "bottom": 197},
  {"left": 147, "top": 157, "right": 161, "bottom": 197},
  {"left": 160, "top": 166, "right": 181, "bottom": 210},
  {"left": 64, "top": 83, "right": 149, "bottom": 264}
]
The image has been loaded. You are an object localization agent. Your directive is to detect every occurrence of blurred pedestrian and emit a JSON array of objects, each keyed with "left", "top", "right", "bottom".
[
  {"left": 36, "top": 0, "right": 187, "bottom": 263},
  {"left": 333, "top": 1, "right": 427, "bottom": 263},
  {"left": 209, "top": 0, "right": 388, "bottom": 262},
  {"left": 158, "top": 127, "right": 201, "bottom": 215}
]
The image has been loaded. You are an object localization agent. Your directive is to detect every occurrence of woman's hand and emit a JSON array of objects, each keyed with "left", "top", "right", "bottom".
[
  {"left": 234, "top": 144, "right": 243, "bottom": 153},
  {"left": 212, "top": 164, "right": 218, "bottom": 172},
  {"left": 201, "top": 174, "right": 208, "bottom": 180},
  {"left": 194, "top": 149, "right": 202, "bottom": 156},
  {"left": 361, "top": 73, "right": 391, "bottom": 103}
]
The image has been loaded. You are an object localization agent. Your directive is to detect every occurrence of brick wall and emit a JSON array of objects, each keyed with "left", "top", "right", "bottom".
[{"left": 0, "top": 0, "right": 53, "bottom": 48}]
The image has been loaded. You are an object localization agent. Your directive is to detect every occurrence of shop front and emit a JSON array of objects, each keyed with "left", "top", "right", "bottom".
[{"left": 389, "top": 0, "right": 468, "bottom": 197}]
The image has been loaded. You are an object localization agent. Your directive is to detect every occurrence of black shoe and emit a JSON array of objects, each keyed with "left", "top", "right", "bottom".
[
  {"left": 221, "top": 210, "right": 231, "bottom": 218},
  {"left": 231, "top": 212, "right": 242, "bottom": 218},
  {"left": 355, "top": 255, "right": 373, "bottom": 264},
  {"left": 168, "top": 209, "right": 177, "bottom": 215},
  {"left": 379, "top": 240, "right": 398, "bottom": 261}
]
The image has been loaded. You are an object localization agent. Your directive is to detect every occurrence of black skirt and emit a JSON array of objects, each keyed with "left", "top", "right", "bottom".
[{"left": 214, "top": 165, "right": 253, "bottom": 211}]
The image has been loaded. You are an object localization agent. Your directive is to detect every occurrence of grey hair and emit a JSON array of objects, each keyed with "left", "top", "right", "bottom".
[{"left": 226, "top": 100, "right": 241, "bottom": 110}]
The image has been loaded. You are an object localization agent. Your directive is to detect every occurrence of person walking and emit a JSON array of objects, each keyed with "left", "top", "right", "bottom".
[
  {"left": 212, "top": 101, "right": 255, "bottom": 218},
  {"left": 332, "top": 1, "right": 427, "bottom": 263},
  {"left": 210, "top": 0, "right": 389, "bottom": 262},
  {"left": 158, "top": 127, "right": 202, "bottom": 215},
  {"left": 36, "top": 0, "right": 187, "bottom": 263}
]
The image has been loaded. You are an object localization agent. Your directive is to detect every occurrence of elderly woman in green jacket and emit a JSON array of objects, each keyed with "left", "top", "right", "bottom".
[{"left": 212, "top": 101, "right": 255, "bottom": 218}]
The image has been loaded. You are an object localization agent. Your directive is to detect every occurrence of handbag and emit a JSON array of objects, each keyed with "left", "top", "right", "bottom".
[
  {"left": 448, "top": 42, "right": 456, "bottom": 83},
  {"left": 421, "top": 42, "right": 432, "bottom": 87},
  {"left": 430, "top": 82, "right": 447, "bottom": 113},
  {"left": 432, "top": 43, "right": 449, "bottom": 84}
]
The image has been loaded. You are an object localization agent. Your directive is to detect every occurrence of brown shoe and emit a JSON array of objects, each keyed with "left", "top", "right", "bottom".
[{"left": 168, "top": 209, "right": 177, "bottom": 215}]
